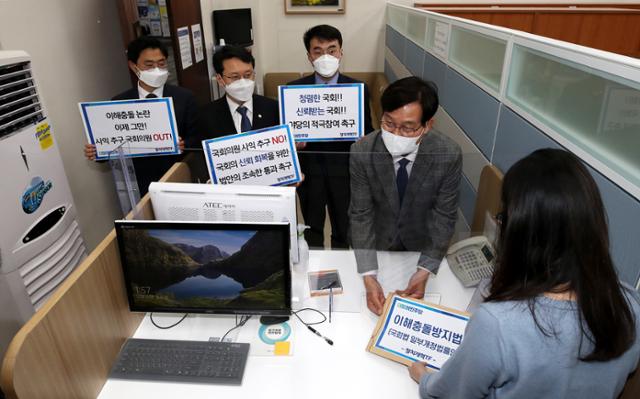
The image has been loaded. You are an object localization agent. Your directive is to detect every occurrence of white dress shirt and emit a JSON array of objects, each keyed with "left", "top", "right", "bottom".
[
  {"left": 137, "top": 82, "right": 164, "bottom": 99},
  {"left": 226, "top": 95, "right": 253, "bottom": 133}
]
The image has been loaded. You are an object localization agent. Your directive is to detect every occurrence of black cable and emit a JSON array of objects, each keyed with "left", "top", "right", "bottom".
[
  {"left": 220, "top": 315, "right": 252, "bottom": 342},
  {"left": 150, "top": 313, "right": 188, "bottom": 329},
  {"left": 292, "top": 308, "right": 333, "bottom": 346},
  {"left": 292, "top": 307, "right": 327, "bottom": 326}
]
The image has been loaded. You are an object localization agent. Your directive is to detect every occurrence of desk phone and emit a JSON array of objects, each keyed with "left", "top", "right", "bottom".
[{"left": 446, "top": 236, "right": 495, "bottom": 287}]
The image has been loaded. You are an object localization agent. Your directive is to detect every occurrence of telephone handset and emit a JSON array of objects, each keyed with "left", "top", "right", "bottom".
[{"left": 446, "top": 236, "right": 495, "bottom": 288}]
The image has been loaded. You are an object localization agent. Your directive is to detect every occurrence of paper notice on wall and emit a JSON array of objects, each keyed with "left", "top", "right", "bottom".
[
  {"left": 177, "top": 26, "right": 193, "bottom": 69},
  {"left": 191, "top": 23, "right": 205, "bottom": 63},
  {"left": 433, "top": 22, "right": 450, "bottom": 59},
  {"left": 159, "top": 2, "right": 170, "bottom": 37},
  {"left": 598, "top": 86, "right": 640, "bottom": 135},
  {"left": 150, "top": 20, "right": 162, "bottom": 36}
]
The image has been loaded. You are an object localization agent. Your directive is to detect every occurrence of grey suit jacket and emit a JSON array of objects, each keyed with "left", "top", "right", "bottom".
[{"left": 349, "top": 129, "right": 462, "bottom": 274}]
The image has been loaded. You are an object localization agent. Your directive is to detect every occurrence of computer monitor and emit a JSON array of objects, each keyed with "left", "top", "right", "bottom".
[
  {"left": 149, "top": 182, "right": 299, "bottom": 263},
  {"left": 114, "top": 220, "right": 291, "bottom": 317}
]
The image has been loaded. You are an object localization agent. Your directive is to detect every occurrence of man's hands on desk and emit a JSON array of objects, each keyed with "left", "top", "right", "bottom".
[
  {"left": 363, "top": 275, "right": 386, "bottom": 315},
  {"left": 364, "top": 269, "right": 431, "bottom": 315}
]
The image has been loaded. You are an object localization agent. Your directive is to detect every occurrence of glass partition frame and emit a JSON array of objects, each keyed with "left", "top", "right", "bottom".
[{"left": 386, "top": 1, "right": 640, "bottom": 201}]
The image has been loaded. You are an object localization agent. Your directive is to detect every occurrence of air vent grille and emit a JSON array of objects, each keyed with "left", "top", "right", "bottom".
[
  {"left": 0, "top": 61, "right": 44, "bottom": 138},
  {"left": 18, "top": 220, "right": 86, "bottom": 309}
]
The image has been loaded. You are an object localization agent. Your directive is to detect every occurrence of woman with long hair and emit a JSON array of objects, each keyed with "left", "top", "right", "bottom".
[{"left": 410, "top": 149, "right": 640, "bottom": 398}]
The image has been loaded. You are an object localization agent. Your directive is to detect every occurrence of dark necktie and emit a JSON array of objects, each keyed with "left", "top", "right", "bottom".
[
  {"left": 397, "top": 158, "right": 410, "bottom": 206},
  {"left": 237, "top": 106, "right": 252, "bottom": 132},
  {"left": 146, "top": 93, "right": 157, "bottom": 98}
]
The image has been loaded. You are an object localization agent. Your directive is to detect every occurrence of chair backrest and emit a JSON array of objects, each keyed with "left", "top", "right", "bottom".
[
  {"left": 263, "top": 72, "right": 302, "bottom": 100},
  {"left": 0, "top": 162, "right": 192, "bottom": 399},
  {"left": 471, "top": 164, "right": 503, "bottom": 236}
]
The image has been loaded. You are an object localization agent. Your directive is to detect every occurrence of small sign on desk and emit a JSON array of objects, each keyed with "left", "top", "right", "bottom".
[{"left": 367, "top": 294, "right": 469, "bottom": 370}]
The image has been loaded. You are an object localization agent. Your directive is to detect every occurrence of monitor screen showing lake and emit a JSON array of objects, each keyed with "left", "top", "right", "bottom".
[
  {"left": 115, "top": 221, "right": 291, "bottom": 315},
  {"left": 159, "top": 274, "right": 244, "bottom": 300}
]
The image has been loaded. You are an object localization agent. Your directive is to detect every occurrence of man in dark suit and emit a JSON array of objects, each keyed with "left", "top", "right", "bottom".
[
  {"left": 288, "top": 25, "right": 373, "bottom": 250},
  {"left": 85, "top": 36, "right": 198, "bottom": 196},
  {"left": 349, "top": 77, "right": 462, "bottom": 315},
  {"left": 197, "top": 46, "right": 279, "bottom": 141}
]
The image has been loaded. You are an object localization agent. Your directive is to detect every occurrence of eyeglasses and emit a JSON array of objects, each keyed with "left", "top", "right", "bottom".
[
  {"left": 380, "top": 120, "right": 424, "bottom": 136},
  {"left": 222, "top": 71, "right": 255, "bottom": 82},
  {"left": 141, "top": 60, "right": 167, "bottom": 69},
  {"left": 311, "top": 47, "right": 340, "bottom": 57}
]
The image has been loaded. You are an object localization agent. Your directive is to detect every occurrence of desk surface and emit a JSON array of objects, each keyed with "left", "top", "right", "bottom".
[{"left": 98, "top": 250, "right": 475, "bottom": 399}]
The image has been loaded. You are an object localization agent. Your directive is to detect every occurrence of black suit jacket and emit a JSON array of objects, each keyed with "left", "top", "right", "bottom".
[
  {"left": 112, "top": 84, "right": 198, "bottom": 194},
  {"left": 287, "top": 73, "right": 374, "bottom": 176},
  {"left": 196, "top": 94, "right": 279, "bottom": 142}
]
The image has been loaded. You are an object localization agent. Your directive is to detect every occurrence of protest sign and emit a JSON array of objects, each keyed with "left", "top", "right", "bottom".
[
  {"left": 279, "top": 83, "right": 364, "bottom": 142},
  {"left": 202, "top": 124, "right": 301, "bottom": 186},
  {"left": 367, "top": 294, "right": 469, "bottom": 370},
  {"left": 79, "top": 98, "right": 179, "bottom": 161}
]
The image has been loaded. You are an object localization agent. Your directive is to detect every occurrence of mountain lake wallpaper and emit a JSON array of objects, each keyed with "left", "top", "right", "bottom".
[{"left": 122, "top": 228, "right": 287, "bottom": 311}]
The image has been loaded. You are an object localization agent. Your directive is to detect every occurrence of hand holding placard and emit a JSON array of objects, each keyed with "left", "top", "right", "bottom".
[{"left": 367, "top": 294, "right": 469, "bottom": 370}]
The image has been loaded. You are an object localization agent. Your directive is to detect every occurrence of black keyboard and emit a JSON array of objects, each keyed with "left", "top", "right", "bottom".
[{"left": 109, "top": 338, "right": 250, "bottom": 385}]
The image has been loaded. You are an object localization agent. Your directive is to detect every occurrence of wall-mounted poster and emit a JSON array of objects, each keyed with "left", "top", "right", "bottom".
[{"left": 284, "top": 0, "right": 346, "bottom": 14}]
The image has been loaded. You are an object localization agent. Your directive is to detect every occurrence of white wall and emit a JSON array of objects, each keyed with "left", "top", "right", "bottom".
[
  {"left": 0, "top": 0, "right": 131, "bottom": 250},
  {"left": 200, "top": 0, "right": 415, "bottom": 94}
]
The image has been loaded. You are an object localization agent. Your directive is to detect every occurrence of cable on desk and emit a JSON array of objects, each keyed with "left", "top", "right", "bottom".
[
  {"left": 292, "top": 307, "right": 327, "bottom": 326},
  {"left": 150, "top": 313, "right": 188, "bottom": 329},
  {"left": 292, "top": 308, "right": 333, "bottom": 346},
  {"left": 220, "top": 315, "right": 252, "bottom": 342}
]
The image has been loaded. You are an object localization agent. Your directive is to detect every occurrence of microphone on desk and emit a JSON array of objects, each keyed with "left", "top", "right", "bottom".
[{"left": 307, "top": 325, "right": 334, "bottom": 346}]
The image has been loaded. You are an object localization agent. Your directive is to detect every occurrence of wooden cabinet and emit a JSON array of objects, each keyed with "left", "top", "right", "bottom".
[{"left": 415, "top": 3, "right": 640, "bottom": 58}]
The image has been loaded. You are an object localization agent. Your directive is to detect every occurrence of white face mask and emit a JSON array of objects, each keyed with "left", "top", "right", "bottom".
[
  {"left": 136, "top": 67, "right": 169, "bottom": 88},
  {"left": 312, "top": 54, "right": 340, "bottom": 78},
  {"left": 381, "top": 128, "right": 422, "bottom": 156},
  {"left": 224, "top": 78, "right": 255, "bottom": 102}
]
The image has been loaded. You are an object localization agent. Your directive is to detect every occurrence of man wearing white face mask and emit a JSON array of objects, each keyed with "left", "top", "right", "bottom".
[
  {"left": 84, "top": 36, "right": 198, "bottom": 196},
  {"left": 197, "top": 46, "right": 279, "bottom": 141},
  {"left": 288, "top": 25, "right": 373, "bottom": 250},
  {"left": 349, "top": 77, "right": 462, "bottom": 316}
]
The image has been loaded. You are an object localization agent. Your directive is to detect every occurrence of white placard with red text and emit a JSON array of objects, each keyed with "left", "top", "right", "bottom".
[{"left": 202, "top": 124, "right": 301, "bottom": 186}]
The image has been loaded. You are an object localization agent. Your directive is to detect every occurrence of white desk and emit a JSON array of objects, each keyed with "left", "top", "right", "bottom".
[{"left": 98, "top": 251, "right": 475, "bottom": 399}]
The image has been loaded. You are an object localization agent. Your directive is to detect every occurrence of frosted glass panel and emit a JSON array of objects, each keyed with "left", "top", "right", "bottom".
[
  {"left": 387, "top": 7, "right": 407, "bottom": 35},
  {"left": 407, "top": 12, "right": 427, "bottom": 48},
  {"left": 507, "top": 45, "right": 640, "bottom": 188},
  {"left": 449, "top": 28, "right": 506, "bottom": 93},
  {"left": 426, "top": 19, "right": 436, "bottom": 50}
]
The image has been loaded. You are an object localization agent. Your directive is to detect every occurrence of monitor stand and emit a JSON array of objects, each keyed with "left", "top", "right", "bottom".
[{"left": 259, "top": 316, "right": 290, "bottom": 325}]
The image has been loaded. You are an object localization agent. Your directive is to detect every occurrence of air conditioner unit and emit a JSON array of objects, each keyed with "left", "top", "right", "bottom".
[{"left": 0, "top": 51, "right": 87, "bottom": 360}]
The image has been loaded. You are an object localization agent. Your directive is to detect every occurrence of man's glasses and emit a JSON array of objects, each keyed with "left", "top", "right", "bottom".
[
  {"left": 380, "top": 120, "right": 424, "bottom": 136},
  {"left": 142, "top": 60, "right": 167, "bottom": 69},
  {"left": 222, "top": 71, "right": 255, "bottom": 82}
]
